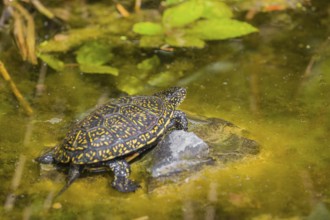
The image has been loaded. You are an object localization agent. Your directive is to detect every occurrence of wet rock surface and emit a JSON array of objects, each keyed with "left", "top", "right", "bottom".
[
  {"left": 151, "top": 130, "right": 211, "bottom": 178},
  {"left": 147, "top": 116, "right": 260, "bottom": 190}
]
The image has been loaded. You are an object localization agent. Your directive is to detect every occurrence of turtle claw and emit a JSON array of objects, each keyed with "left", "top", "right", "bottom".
[{"left": 112, "top": 176, "right": 140, "bottom": 193}]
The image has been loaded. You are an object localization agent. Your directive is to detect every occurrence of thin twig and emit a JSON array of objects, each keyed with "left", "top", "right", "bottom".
[
  {"left": 43, "top": 190, "right": 55, "bottom": 210},
  {"left": 11, "top": 155, "right": 27, "bottom": 191},
  {"left": 23, "top": 116, "right": 34, "bottom": 146},
  {"left": 301, "top": 38, "right": 330, "bottom": 82},
  {"left": 11, "top": 10, "right": 28, "bottom": 60},
  {"left": 296, "top": 37, "right": 330, "bottom": 96},
  {"left": 0, "top": 61, "right": 34, "bottom": 116},
  {"left": 11, "top": 1, "right": 37, "bottom": 64},
  {"left": 4, "top": 155, "right": 27, "bottom": 211},
  {"left": 35, "top": 62, "right": 48, "bottom": 97},
  {"left": 30, "top": 0, "right": 55, "bottom": 19},
  {"left": 205, "top": 182, "right": 217, "bottom": 220},
  {"left": 133, "top": 216, "right": 149, "bottom": 220},
  {"left": 135, "top": 0, "right": 142, "bottom": 13},
  {"left": 22, "top": 206, "right": 32, "bottom": 220},
  {"left": 116, "top": 3, "right": 130, "bottom": 17},
  {"left": 249, "top": 70, "right": 260, "bottom": 116}
]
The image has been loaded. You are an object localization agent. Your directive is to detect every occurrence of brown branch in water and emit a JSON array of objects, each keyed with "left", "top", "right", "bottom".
[
  {"left": 23, "top": 116, "right": 34, "bottom": 146},
  {"left": 205, "top": 182, "right": 217, "bottom": 220},
  {"left": 35, "top": 62, "right": 48, "bottom": 97},
  {"left": 11, "top": 10, "right": 28, "bottom": 61},
  {"left": 4, "top": 0, "right": 59, "bottom": 64},
  {"left": 0, "top": 61, "right": 34, "bottom": 116},
  {"left": 249, "top": 70, "right": 260, "bottom": 116},
  {"left": 43, "top": 174, "right": 63, "bottom": 210},
  {"left": 30, "top": 0, "right": 55, "bottom": 19},
  {"left": 23, "top": 62, "right": 48, "bottom": 147},
  {"left": 116, "top": 3, "right": 130, "bottom": 17},
  {"left": 4, "top": 0, "right": 37, "bottom": 64},
  {"left": 296, "top": 37, "right": 330, "bottom": 96},
  {"left": 11, "top": 1, "right": 37, "bottom": 64},
  {"left": 132, "top": 216, "right": 149, "bottom": 220},
  {"left": 43, "top": 190, "right": 55, "bottom": 210},
  {"left": 135, "top": 0, "right": 142, "bottom": 13},
  {"left": 22, "top": 206, "right": 32, "bottom": 220},
  {"left": 4, "top": 155, "right": 27, "bottom": 211}
]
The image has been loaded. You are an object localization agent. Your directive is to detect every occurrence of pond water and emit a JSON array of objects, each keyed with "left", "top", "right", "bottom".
[{"left": 1, "top": 0, "right": 330, "bottom": 219}]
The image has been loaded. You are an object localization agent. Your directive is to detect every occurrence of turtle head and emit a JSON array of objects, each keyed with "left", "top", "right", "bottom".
[
  {"left": 154, "top": 87, "right": 186, "bottom": 107},
  {"left": 35, "top": 147, "right": 56, "bottom": 164}
]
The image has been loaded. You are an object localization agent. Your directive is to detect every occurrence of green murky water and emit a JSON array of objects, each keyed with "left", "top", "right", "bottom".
[{"left": 1, "top": 1, "right": 330, "bottom": 219}]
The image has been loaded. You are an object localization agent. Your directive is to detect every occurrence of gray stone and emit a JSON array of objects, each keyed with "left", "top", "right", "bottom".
[{"left": 151, "top": 130, "right": 210, "bottom": 178}]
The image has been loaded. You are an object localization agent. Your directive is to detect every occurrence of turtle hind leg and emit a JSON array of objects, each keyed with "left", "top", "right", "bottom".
[
  {"left": 56, "top": 164, "right": 81, "bottom": 197},
  {"left": 108, "top": 160, "right": 140, "bottom": 193}
]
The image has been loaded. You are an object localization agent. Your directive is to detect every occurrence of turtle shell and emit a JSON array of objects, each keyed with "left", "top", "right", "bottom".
[{"left": 54, "top": 96, "right": 174, "bottom": 164}]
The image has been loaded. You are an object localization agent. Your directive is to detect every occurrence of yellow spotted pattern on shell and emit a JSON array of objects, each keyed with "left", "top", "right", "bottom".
[{"left": 54, "top": 95, "right": 174, "bottom": 164}]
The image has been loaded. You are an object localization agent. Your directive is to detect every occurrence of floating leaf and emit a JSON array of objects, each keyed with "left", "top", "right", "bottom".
[
  {"left": 137, "top": 55, "right": 160, "bottom": 71},
  {"left": 187, "top": 19, "right": 258, "bottom": 40},
  {"left": 165, "top": 35, "right": 205, "bottom": 48},
  {"left": 117, "top": 75, "right": 145, "bottom": 95},
  {"left": 163, "top": 0, "right": 204, "bottom": 28},
  {"left": 165, "top": 0, "right": 185, "bottom": 6},
  {"left": 202, "top": 0, "right": 233, "bottom": 19},
  {"left": 139, "top": 36, "right": 164, "bottom": 47},
  {"left": 133, "top": 22, "right": 164, "bottom": 36},
  {"left": 76, "top": 41, "right": 113, "bottom": 66},
  {"left": 37, "top": 53, "right": 64, "bottom": 71},
  {"left": 38, "top": 27, "right": 105, "bottom": 53},
  {"left": 79, "top": 64, "right": 118, "bottom": 76},
  {"left": 148, "top": 71, "right": 181, "bottom": 87}
]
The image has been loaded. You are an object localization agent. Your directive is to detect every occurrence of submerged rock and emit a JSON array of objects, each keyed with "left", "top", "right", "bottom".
[
  {"left": 189, "top": 117, "right": 260, "bottom": 162},
  {"left": 147, "top": 116, "right": 260, "bottom": 191}
]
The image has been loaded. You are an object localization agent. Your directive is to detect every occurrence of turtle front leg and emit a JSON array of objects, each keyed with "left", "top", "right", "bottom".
[
  {"left": 107, "top": 160, "right": 140, "bottom": 193},
  {"left": 170, "top": 110, "right": 188, "bottom": 131}
]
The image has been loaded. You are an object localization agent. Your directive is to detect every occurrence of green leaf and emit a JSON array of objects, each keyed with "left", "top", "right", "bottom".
[
  {"left": 137, "top": 55, "right": 160, "bottom": 71},
  {"left": 76, "top": 41, "right": 113, "bottom": 66},
  {"left": 139, "top": 36, "right": 165, "bottom": 47},
  {"left": 38, "top": 27, "right": 105, "bottom": 53},
  {"left": 202, "top": 0, "right": 233, "bottom": 19},
  {"left": 163, "top": 0, "right": 204, "bottom": 28},
  {"left": 37, "top": 53, "right": 64, "bottom": 71},
  {"left": 79, "top": 64, "right": 118, "bottom": 76},
  {"left": 148, "top": 71, "right": 179, "bottom": 87},
  {"left": 133, "top": 22, "right": 164, "bottom": 35},
  {"left": 117, "top": 76, "right": 144, "bottom": 95},
  {"left": 187, "top": 19, "right": 258, "bottom": 40},
  {"left": 165, "top": 0, "right": 185, "bottom": 6},
  {"left": 165, "top": 35, "right": 205, "bottom": 48}
]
